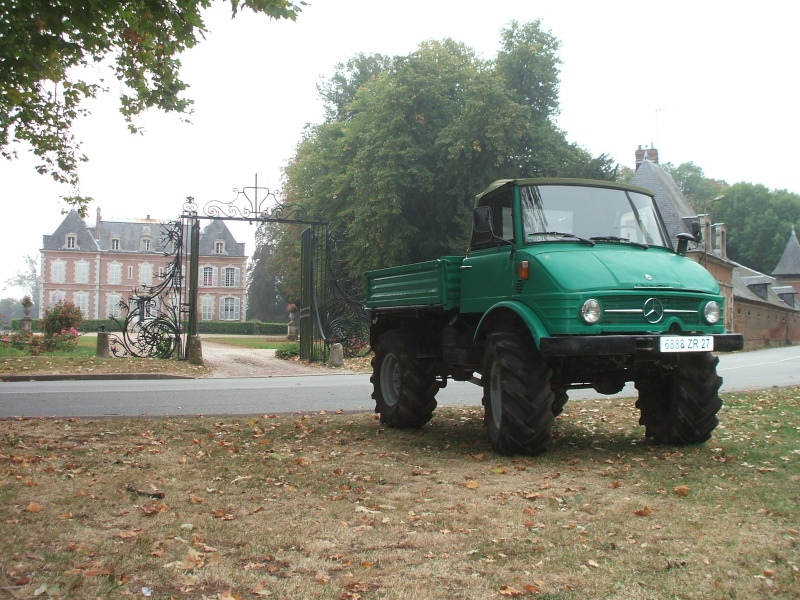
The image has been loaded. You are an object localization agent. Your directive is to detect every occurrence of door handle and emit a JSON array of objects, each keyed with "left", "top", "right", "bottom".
[{"left": 460, "top": 265, "right": 472, "bottom": 269}]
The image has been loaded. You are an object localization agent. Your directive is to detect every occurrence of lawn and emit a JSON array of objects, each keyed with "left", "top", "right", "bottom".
[
  {"left": 1, "top": 388, "right": 798, "bottom": 599},
  {"left": 0, "top": 334, "right": 210, "bottom": 378}
]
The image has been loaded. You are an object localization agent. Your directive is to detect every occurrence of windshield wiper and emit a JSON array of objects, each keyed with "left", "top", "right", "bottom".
[
  {"left": 529, "top": 231, "right": 595, "bottom": 246},
  {"left": 590, "top": 236, "right": 649, "bottom": 249}
]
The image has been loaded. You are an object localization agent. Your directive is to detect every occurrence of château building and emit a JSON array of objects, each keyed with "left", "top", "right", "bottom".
[{"left": 40, "top": 208, "right": 247, "bottom": 322}]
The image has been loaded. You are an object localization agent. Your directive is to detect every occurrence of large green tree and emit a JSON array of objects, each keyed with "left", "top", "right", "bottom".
[
  {"left": 246, "top": 221, "right": 287, "bottom": 322},
  {"left": 0, "top": 0, "right": 303, "bottom": 215},
  {"left": 274, "top": 21, "right": 617, "bottom": 290},
  {"left": 711, "top": 182, "right": 800, "bottom": 274},
  {"left": 662, "top": 161, "right": 727, "bottom": 212}
]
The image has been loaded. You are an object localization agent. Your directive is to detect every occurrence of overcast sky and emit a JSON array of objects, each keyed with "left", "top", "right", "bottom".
[{"left": 2, "top": 0, "right": 797, "bottom": 298}]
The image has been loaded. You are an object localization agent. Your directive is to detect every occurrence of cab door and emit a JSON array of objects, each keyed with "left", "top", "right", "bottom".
[{"left": 459, "top": 188, "right": 517, "bottom": 314}]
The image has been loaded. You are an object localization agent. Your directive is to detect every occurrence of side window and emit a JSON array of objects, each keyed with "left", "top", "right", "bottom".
[{"left": 470, "top": 190, "right": 514, "bottom": 250}]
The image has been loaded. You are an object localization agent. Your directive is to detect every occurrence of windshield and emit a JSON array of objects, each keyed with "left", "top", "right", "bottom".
[{"left": 520, "top": 185, "right": 669, "bottom": 248}]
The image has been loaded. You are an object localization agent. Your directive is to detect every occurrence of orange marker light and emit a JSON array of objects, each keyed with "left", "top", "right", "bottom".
[{"left": 518, "top": 260, "right": 529, "bottom": 280}]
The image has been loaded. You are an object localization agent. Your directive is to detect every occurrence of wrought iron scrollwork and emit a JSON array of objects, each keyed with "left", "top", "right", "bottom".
[
  {"left": 182, "top": 176, "right": 313, "bottom": 223},
  {"left": 323, "top": 229, "right": 371, "bottom": 357},
  {"left": 109, "top": 219, "right": 187, "bottom": 359}
]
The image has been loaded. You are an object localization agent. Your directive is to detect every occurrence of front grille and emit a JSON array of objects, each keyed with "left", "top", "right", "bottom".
[{"left": 602, "top": 296, "right": 700, "bottom": 327}]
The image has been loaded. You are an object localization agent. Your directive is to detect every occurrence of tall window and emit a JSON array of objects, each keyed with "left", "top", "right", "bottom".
[
  {"left": 111, "top": 238, "right": 120, "bottom": 251},
  {"left": 220, "top": 297, "right": 240, "bottom": 321},
  {"left": 107, "top": 294, "right": 121, "bottom": 318},
  {"left": 215, "top": 241, "right": 225, "bottom": 254},
  {"left": 108, "top": 262, "right": 122, "bottom": 285},
  {"left": 223, "top": 267, "right": 240, "bottom": 288},
  {"left": 142, "top": 238, "right": 151, "bottom": 252},
  {"left": 201, "top": 296, "right": 214, "bottom": 321},
  {"left": 74, "top": 292, "right": 89, "bottom": 316},
  {"left": 128, "top": 266, "right": 134, "bottom": 280},
  {"left": 75, "top": 260, "right": 89, "bottom": 284},
  {"left": 202, "top": 266, "right": 216, "bottom": 287},
  {"left": 66, "top": 235, "right": 76, "bottom": 249},
  {"left": 140, "top": 263, "right": 153, "bottom": 286},
  {"left": 51, "top": 260, "right": 66, "bottom": 284},
  {"left": 50, "top": 291, "right": 66, "bottom": 305}
]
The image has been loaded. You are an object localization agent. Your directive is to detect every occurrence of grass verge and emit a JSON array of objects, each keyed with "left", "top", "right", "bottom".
[
  {"left": 1, "top": 388, "right": 798, "bottom": 598},
  {"left": 1, "top": 335, "right": 210, "bottom": 378}
]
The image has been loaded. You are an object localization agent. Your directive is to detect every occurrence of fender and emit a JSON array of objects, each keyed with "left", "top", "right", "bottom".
[{"left": 474, "top": 300, "right": 550, "bottom": 349}]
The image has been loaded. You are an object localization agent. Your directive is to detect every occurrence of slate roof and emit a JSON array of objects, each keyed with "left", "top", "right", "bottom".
[
  {"left": 199, "top": 219, "right": 246, "bottom": 257},
  {"left": 772, "top": 227, "right": 800, "bottom": 277},
  {"left": 629, "top": 160, "right": 697, "bottom": 240},
  {"left": 42, "top": 210, "right": 100, "bottom": 251},
  {"left": 42, "top": 211, "right": 245, "bottom": 257},
  {"left": 732, "top": 263, "right": 798, "bottom": 309}
]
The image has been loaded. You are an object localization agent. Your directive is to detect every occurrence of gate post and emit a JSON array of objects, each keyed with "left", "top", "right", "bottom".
[{"left": 185, "top": 215, "right": 203, "bottom": 365}]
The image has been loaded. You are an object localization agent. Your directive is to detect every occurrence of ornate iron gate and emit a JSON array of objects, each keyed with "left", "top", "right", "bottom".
[{"left": 110, "top": 177, "right": 368, "bottom": 364}]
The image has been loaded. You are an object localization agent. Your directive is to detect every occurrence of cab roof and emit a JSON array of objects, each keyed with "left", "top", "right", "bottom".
[{"left": 475, "top": 178, "right": 655, "bottom": 205}]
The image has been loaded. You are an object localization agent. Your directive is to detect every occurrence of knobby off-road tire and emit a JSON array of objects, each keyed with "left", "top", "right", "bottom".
[
  {"left": 482, "top": 333, "right": 555, "bottom": 455},
  {"left": 551, "top": 388, "right": 569, "bottom": 418},
  {"left": 371, "top": 331, "right": 438, "bottom": 428},
  {"left": 634, "top": 352, "right": 723, "bottom": 444}
]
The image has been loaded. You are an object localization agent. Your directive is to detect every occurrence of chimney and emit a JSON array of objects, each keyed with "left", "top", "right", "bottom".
[
  {"left": 635, "top": 144, "right": 659, "bottom": 170},
  {"left": 95, "top": 206, "right": 102, "bottom": 238}
]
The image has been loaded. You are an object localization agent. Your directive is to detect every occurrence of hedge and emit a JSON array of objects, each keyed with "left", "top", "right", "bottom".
[{"left": 11, "top": 319, "right": 286, "bottom": 335}]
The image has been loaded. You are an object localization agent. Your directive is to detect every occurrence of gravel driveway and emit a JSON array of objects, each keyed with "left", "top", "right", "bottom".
[{"left": 201, "top": 341, "right": 326, "bottom": 378}]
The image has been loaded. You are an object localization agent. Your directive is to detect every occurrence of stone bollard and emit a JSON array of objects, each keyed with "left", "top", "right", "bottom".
[
  {"left": 96, "top": 331, "right": 110, "bottom": 357},
  {"left": 186, "top": 334, "right": 204, "bottom": 365},
  {"left": 330, "top": 343, "right": 344, "bottom": 367}
]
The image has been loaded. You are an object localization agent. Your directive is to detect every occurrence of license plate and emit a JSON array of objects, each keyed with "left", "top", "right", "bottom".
[{"left": 659, "top": 336, "right": 714, "bottom": 353}]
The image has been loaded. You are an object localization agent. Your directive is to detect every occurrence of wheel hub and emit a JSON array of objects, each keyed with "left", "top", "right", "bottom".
[{"left": 381, "top": 353, "right": 401, "bottom": 407}]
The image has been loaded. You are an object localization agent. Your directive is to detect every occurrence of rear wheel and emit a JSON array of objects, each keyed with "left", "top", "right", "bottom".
[
  {"left": 635, "top": 352, "right": 723, "bottom": 444},
  {"left": 482, "top": 333, "right": 555, "bottom": 455},
  {"left": 371, "top": 331, "right": 438, "bottom": 428}
]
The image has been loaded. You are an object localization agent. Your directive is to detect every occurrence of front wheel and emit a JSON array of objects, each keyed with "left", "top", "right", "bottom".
[
  {"left": 635, "top": 352, "right": 723, "bottom": 444},
  {"left": 482, "top": 333, "right": 555, "bottom": 455},
  {"left": 371, "top": 331, "right": 438, "bottom": 428}
]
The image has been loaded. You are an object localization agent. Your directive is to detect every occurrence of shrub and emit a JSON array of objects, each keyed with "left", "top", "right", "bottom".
[
  {"left": 41, "top": 301, "right": 83, "bottom": 338},
  {"left": 275, "top": 342, "right": 300, "bottom": 360}
]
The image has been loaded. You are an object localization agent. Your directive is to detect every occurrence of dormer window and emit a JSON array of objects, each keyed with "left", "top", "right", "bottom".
[
  {"left": 215, "top": 241, "right": 225, "bottom": 254},
  {"left": 111, "top": 238, "right": 120, "bottom": 251},
  {"left": 141, "top": 237, "right": 152, "bottom": 252},
  {"left": 66, "top": 234, "right": 77, "bottom": 249}
]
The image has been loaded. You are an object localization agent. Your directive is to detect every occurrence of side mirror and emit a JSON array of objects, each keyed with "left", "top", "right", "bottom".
[
  {"left": 676, "top": 232, "right": 695, "bottom": 256},
  {"left": 691, "top": 220, "right": 703, "bottom": 243},
  {"left": 472, "top": 206, "right": 493, "bottom": 234}
]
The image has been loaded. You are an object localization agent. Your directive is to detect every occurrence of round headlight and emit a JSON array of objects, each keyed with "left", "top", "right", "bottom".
[
  {"left": 703, "top": 301, "right": 720, "bottom": 324},
  {"left": 580, "top": 299, "right": 602, "bottom": 324}
]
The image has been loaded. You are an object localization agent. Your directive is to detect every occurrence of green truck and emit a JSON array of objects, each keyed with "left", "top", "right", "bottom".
[{"left": 365, "top": 178, "right": 744, "bottom": 455}]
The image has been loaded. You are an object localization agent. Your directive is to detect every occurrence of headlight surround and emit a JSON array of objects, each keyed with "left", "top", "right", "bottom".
[
  {"left": 580, "top": 299, "right": 602, "bottom": 324},
  {"left": 702, "top": 301, "right": 721, "bottom": 324}
]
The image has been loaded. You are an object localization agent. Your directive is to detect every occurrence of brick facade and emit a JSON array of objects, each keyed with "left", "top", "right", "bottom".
[{"left": 41, "top": 210, "right": 247, "bottom": 322}]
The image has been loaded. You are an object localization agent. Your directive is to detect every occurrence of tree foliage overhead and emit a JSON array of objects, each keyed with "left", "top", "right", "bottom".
[
  {"left": 274, "top": 20, "right": 617, "bottom": 290},
  {"left": 0, "top": 0, "right": 304, "bottom": 216}
]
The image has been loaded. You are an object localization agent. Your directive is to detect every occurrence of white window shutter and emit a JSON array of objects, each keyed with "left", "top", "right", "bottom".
[
  {"left": 234, "top": 268, "right": 240, "bottom": 288},
  {"left": 212, "top": 267, "right": 218, "bottom": 287}
]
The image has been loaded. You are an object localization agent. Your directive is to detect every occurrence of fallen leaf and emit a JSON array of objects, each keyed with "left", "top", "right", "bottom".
[
  {"left": 587, "top": 560, "right": 600, "bottom": 568},
  {"left": 498, "top": 584, "right": 523, "bottom": 596},
  {"left": 634, "top": 506, "right": 652, "bottom": 517},
  {"left": 24, "top": 501, "right": 43, "bottom": 513},
  {"left": 464, "top": 480, "right": 480, "bottom": 489},
  {"left": 673, "top": 485, "right": 690, "bottom": 497}
]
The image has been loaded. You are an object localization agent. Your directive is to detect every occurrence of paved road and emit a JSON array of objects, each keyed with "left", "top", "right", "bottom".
[{"left": 0, "top": 346, "right": 797, "bottom": 418}]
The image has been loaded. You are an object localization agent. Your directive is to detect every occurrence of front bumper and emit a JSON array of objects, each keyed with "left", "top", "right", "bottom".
[{"left": 539, "top": 333, "right": 744, "bottom": 357}]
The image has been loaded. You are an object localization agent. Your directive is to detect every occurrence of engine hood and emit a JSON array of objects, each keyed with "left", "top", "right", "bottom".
[{"left": 531, "top": 246, "right": 720, "bottom": 293}]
